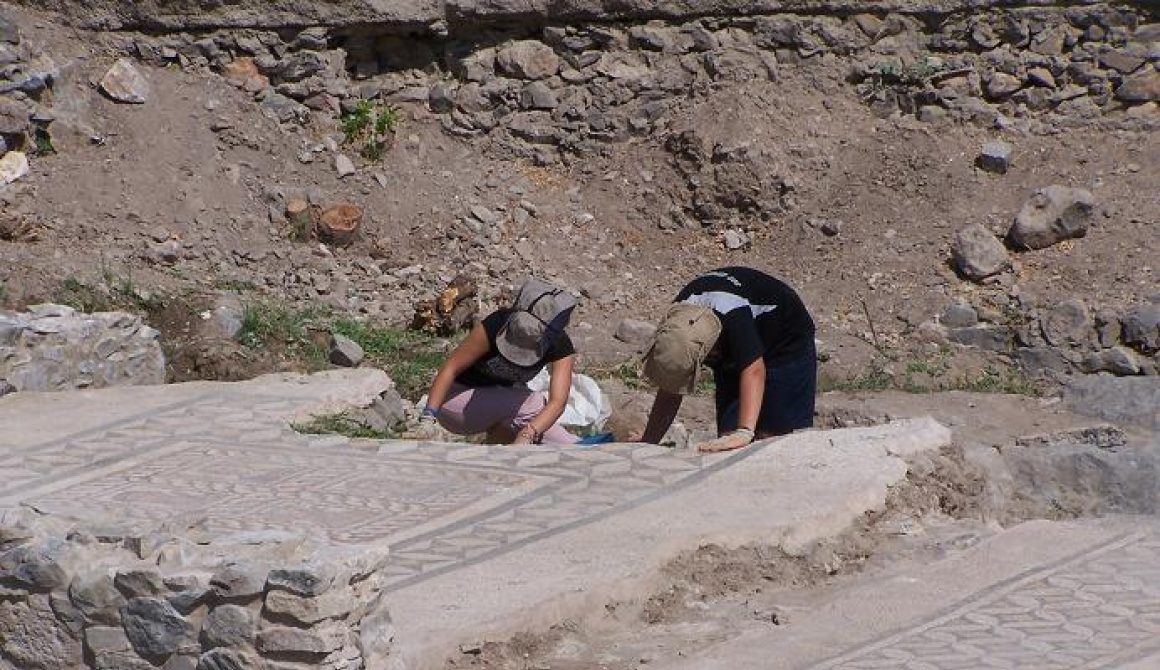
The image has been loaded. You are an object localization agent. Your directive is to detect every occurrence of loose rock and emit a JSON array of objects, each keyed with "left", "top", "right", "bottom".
[
  {"left": 1121, "top": 303, "right": 1160, "bottom": 352},
  {"left": 951, "top": 224, "right": 1010, "bottom": 280},
  {"left": 335, "top": 154, "right": 356, "bottom": 178},
  {"left": 941, "top": 302, "right": 979, "bottom": 328},
  {"left": 614, "top": 318, "right": 657, "bottom": 345},
  {"left": 329, "top": 333, "right": 364, "bottom": 367},
  {"left": 976, "top": 141, "right": 1012, "bottom": 174},
  {"left": 496, "top": 41, "right": 560, "bottom": 80},
  {"left": 0, "top": 150, "right": 29, "bottom": 185},
  {"left": 1009, "top": 185, "right": 1094, "bottom": 250},
  {"left": 100, "top": 58, "right": 151, "bottom": 104}
]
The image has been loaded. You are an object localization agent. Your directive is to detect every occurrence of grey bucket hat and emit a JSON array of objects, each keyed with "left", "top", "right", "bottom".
[{"left": 496, "top": 278, "right": 577, "bottom": 366}]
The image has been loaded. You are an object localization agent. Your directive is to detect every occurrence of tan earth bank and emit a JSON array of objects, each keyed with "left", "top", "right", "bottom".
[{"left": 0, "top": 1, "right": 1158, "bottom": 669}]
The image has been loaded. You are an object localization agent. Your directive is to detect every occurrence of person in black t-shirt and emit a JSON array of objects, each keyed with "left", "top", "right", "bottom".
[
  {"left": 640, "top": 267, "right": 817, "bottom": 452},
  {"left": 418, "top": 278, "right": 583, "bottom": 445}
]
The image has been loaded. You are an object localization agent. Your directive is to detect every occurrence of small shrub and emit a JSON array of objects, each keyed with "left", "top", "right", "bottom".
[
  {"left": 340, "top": 101, "right": 400, "bottom": 162},
  {"left": 33, "top": 129, "right": 54, "bottom": 155}
]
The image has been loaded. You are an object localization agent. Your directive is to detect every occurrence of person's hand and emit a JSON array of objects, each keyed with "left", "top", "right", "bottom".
[
  {"left": 512, "top": 425, "right": 540, "bottom": 446},
  {"left": 402, "top": 409, "right": 450, "bottom": 442},
  {"left": 696, "top": 428, "right": 755, "bottom": 453}
]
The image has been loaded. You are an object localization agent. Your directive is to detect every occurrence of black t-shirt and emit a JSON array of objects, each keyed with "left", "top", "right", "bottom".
[
  {"left": 455, "top": 309, "right": 576, "bottom": 387},
  {"left": 674, "top": 267, "right": 815, "bottom": 374}
]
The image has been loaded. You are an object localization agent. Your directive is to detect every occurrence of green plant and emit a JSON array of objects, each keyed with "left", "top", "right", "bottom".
[
  {"left": 330, "top": 319, "right": 445, "bottom": 400},
  {"left": 339, "top": 101, "right": 400, "bottom": 161},
  {"left": 33, "top": 129, "right": 54, "bottom": 155},
  {"left": 54, "top": 271, "right": 163, "bottom": 314},
  {"left": 292, "top": 411, "right": 398, "bottom": 440},
  {"left": 827, "top": 358, "right": 894, "bottom": 392},
  {"left": 900, "top": 354, "right": 952, "bottom": 394},
  {"left": 957, "top": 366, "right": 1040, "bottom": 396}
]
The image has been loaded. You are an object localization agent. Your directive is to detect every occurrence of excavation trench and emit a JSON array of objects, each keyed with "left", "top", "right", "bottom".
[{"left": 441, "top": 427, "right": 1160, "bottom": 670}]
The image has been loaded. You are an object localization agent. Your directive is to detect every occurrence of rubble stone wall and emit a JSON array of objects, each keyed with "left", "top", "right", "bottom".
[
  {"left": 0, "top": 512, "right": 393, "bottom": 670},
  {"left": 97, "top": 2, "right": 1157, "bottom": 163},
  {"left": 0, "top": 304, "right": 165, "bottom": 393}
]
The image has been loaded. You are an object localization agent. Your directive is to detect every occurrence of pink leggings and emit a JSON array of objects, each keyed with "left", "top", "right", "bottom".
[{"left": 437, "top": 383, "right": 579, "bottom": 444}]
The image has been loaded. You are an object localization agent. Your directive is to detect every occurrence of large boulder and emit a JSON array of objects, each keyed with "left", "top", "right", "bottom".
[
  {"left": 1008, "top": 185, "right": 1094, "bottom": 250},
  {"left": 951, "top": 224, "right": 1010, "bottom": 280}
]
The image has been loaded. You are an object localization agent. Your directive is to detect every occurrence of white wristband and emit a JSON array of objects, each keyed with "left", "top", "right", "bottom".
[{"left": 731, "top": 428, "right": 755, "bottom": 442}]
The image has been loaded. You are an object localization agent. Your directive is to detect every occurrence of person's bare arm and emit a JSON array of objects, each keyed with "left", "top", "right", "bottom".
[
  {"left": 423, "top": 322, "right": 490, "bottom": 413},
  {"left": 697, "top": 357, "right": 764, "bottom": 452},
  {"left": 640, "top": 389, "right": 683, "bottom": 444},
  {"left": 513, "top": 355, "right": 575, "bottom": 444},
  {"left": 733, "top": 357, "right": 764, "bottom": 432}
]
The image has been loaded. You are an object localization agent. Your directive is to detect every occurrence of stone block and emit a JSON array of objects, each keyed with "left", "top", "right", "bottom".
[
  {"left": 256, "top": 624, "right": 344, "bottom": 657},
  {"left": 122, "top": 597, "right": 197, "bottom": 660},
  {"left": 201, "top": 604, "right": 255, "bottom": 649},
  {"left": 0, "top": 596, "right": 81, "bottom": 669},
  {"left": 115, "top": 567, "right": 166, "bottom": 598},
  {"left": 264, "top": 588, "right": 355, "bottom": 626},
  {"left": 0, "top": 545, "right": 67, "bottom": 591},
  {"left": 210, "top": 563, "right": 267, "bottom": 603},
  {"left": 69, "top": 573, "right": 126, "bottom": 625},
  {"left": 266, "top": 564, "right": 336, "bottom": 597}
]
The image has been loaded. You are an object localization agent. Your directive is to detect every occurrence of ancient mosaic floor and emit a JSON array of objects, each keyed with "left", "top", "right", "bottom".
[{"left": 0, "top": 392, "right": 748, "bottom": 591}]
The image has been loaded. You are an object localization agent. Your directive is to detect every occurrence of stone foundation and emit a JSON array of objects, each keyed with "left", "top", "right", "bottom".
[
  {"left": 0, "top": 511, "right": 392, "bottom": 670},
  {"left": 0, "top": 304, "right": 164, "bottom": 393}
]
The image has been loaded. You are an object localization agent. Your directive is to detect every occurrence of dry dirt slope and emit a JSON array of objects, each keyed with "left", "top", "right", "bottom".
[{"left": 0, "top": 0, "right": 1156, "bottom": 389}]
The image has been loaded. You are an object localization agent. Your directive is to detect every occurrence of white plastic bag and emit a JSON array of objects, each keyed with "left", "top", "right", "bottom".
[{"left": 527, "top": 369, "right": 611, "bottom": 430}]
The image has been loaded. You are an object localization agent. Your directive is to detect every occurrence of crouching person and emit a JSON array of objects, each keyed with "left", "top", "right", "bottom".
[{"left": 416, "top": 278, "right": 581, "bottom": 445}]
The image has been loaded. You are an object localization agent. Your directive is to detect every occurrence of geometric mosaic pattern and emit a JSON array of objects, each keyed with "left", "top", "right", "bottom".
[
  {"left": 0, "top": 393, "right": 754, "bottom": 591},
  {"left": 808, "top": 531, "right": 1160, "bottom": 670}
]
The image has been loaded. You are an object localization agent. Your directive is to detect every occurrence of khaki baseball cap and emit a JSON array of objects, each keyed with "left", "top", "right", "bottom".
[{"left": 643, "top": 303, "right": 722, "bottom": 394}]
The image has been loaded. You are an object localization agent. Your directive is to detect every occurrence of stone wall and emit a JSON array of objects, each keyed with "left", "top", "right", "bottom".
[
  {"left": 0, "top": 511, "right": 393, "bottom": 670},
  {"left": 0, "top": 304, "right": 165, "bottom": 394},
  {"left": 105, "top": 1, "right": 1157, "bottom": 168}
]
